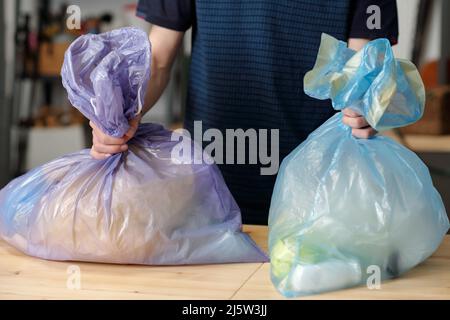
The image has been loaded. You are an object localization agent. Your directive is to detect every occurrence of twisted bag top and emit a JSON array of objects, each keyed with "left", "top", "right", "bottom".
[
  {"left": 304, "top": 33, "right": 425, "bottom": 131},
  {"left": 62, "top": 27, "right": 150, "bottom": 137}
]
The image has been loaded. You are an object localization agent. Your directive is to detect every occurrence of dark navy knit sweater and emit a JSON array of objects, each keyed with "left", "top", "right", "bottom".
[{"left": 137, "top": 0, "right": 398, "bottom": 224}]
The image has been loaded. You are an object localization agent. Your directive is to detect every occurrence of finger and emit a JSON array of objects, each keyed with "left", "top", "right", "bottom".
[
  {"left": 124, "top": 117, "right": 141, "bottom": 141},
  {"left": 94, "top": 143, "right": 127, "bottom": 154},
  {"left": 342, "top": 115, "right": 369, "bottom": 128},
  {"left": 351, "top": 127, "right": 377, "bottom": 139},
  {"left": 92, "top": 127, "right": 126, "bottom": 145},
  {"left": 342, "top": 108, "right": 361, "bottom": 117},
  {"left": 90, "top": 148, "right": 112, "bottom": 160},
  {"left": 124, "top": 124, "right": 138, "bottom": 141},
  {"left": 93, "top": 136, "right": 128, "bottom": 154}
]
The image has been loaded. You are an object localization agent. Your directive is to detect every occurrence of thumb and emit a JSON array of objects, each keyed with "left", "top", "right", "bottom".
[{"left": 124, "top": 116, "right": 141, "bottom": 141}]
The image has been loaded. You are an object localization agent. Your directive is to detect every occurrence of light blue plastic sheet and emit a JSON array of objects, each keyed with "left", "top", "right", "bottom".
[
  {"left": 0, "top": 27, "right": 268, "bottom": 265},
  {"left": 269, "top": 34, "right": 449, "bottom": 297}
]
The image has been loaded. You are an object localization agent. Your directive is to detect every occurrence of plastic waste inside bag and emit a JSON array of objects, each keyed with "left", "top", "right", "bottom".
[
  {"left": 0, "top": 27, "right": 268, "bottom": 265},
  {"left": 269, "top": 33, "right": 449, "bottom": 297}
]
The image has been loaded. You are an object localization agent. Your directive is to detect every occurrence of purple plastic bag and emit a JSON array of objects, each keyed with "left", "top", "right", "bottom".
[
  {"left": 62, "top": 27, "right": 149, "bottom": 138},
  {"left": 0, "top": 27, "right": 268, "bottom": 264}
]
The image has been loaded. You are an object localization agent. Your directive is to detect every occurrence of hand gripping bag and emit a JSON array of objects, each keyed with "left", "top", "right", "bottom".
[
  {"left": 0, "top": 27, "right": 268, "bottom": 264},
  {"left": 268, "top": 34, "right": 449, "bottom": 297}
]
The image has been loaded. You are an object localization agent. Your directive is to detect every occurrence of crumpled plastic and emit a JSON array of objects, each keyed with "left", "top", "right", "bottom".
[
  {"left": 268, "top": 33, "right": 449, "bottom": 297},
  {"left": 0, "top": 27, "right": 268, "bottom": 265}
]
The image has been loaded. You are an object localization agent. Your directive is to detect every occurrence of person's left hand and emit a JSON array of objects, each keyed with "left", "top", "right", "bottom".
[{"left": 342, "top": 108, "right": 377, "bottom": 139}]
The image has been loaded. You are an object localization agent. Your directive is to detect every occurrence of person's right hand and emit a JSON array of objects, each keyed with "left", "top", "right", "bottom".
[{"left": 90, "top": 115, "right": 141, "bottom": 159}]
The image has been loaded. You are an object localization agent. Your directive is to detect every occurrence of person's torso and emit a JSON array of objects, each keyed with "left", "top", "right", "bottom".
[{"left": 185, "top": 0, "right": 352, "bottom": 223}]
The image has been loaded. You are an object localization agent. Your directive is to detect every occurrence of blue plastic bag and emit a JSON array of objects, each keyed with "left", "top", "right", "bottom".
[
  {"left": 269, "top": 34, "right": 449, "bottom": 297},
  {"left": 0, "top": 27, "right": 268, "bottom": 265}
]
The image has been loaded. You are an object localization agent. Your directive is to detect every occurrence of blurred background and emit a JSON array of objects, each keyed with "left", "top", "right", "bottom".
[{"left": 0, "top": 0, "right": 449, "bottom": 216}]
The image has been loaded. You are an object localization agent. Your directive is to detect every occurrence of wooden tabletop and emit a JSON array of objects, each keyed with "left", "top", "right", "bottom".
[{"left": 1, "top": 225, "right": 449, "bottom": 300}]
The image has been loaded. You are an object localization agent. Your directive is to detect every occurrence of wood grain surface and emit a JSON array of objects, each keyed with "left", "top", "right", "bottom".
[{"left": 1, "top": 225, "right": 449, "bottom": 300}]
